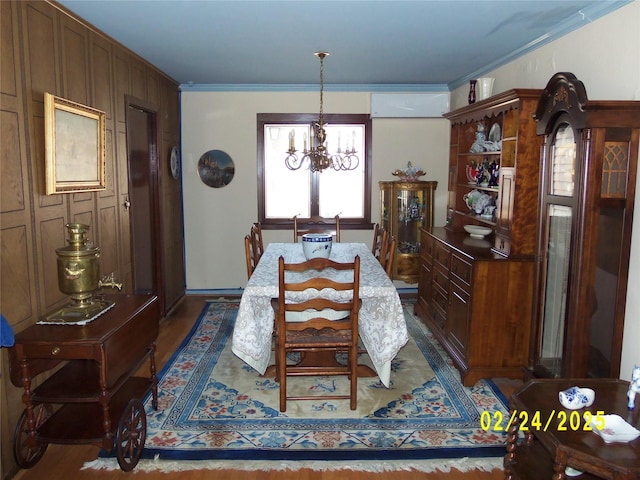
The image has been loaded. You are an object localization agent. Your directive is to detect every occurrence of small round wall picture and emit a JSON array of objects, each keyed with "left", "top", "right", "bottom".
[{"left": 197, "top": 150, "right": 235, "bottom": 188}]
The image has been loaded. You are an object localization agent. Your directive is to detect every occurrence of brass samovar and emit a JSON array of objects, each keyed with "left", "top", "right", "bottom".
[{"left": 44, "top": 223, "right": 117, "bottom": 323}]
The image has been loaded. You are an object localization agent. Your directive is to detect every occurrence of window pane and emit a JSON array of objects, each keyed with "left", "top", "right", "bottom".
[
  {"left": 264, "top": 124, "right": 311, "bottom": 218},
  {"left": 258, "top": 113, "right": 371, "bottom": 228},
  {"left": 319, "top": 124, "right": 365, "bottom": 218},
  {"left": 540, "top": 204, "right": 572, "bottom": 377},
  {"left": 550, "top": 124, "right": 576, "bottom": 197}
]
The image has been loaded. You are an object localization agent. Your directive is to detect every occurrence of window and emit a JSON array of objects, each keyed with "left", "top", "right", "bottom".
[{"left": 257, "top": 113, "right": 372, "bottom": 229}]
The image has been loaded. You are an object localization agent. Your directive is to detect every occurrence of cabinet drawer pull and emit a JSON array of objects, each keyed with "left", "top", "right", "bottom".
[{"left": 51, "top": 346, "right": 61, "bottom": 355}]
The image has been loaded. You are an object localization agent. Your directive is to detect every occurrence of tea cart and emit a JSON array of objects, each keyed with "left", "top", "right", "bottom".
[{"left": 10, "top": 294, "right": 159, "bottom": 471}]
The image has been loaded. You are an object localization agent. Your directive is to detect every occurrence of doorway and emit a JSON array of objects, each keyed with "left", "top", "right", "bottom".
[{"left": 125, "top": 96, "right": 162, "bottom": 307}]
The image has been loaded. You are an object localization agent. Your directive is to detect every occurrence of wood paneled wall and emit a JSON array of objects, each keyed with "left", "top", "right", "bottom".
[{"left": 0, "top": 2, "right": 184, "bottom": 477}]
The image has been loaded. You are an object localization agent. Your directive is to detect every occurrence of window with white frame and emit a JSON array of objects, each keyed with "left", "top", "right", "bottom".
[{"left": 257, "top": 113, "right": 372, "bottom": 229}]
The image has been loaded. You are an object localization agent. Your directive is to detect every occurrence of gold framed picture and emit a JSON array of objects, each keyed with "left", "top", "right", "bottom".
[{"left": 44, "top": 92, "right": 106, "bottom": 194}]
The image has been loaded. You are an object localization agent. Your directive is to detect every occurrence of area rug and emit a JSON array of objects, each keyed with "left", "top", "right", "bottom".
[{"left": 84, "top": 299, "right": 509, "bottom": 473}]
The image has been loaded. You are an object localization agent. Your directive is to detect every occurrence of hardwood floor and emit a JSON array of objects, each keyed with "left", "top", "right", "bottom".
[{"left": 12, "top": 295, "right": 519, "bottom": 480}]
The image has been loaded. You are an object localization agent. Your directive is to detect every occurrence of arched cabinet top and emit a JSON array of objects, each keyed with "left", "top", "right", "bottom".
[{"left": 534, "top": 72, "right": 589, "bottom": 135}]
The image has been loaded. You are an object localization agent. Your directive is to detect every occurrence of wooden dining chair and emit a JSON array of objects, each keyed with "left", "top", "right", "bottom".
[
  {"left": 293, "top": 215, "right": 340, "bottom": 242},
  {"left": 381, "top": 234, "right": 396, "bottom": 278},
  {"left": 371, "top": 223, "right": 386, "bottom": 258},
  {"left": 250, "top": 222, "right": 264, "bottom": 262},
  {"left": 271, "top": 255, "right": 360, "bottom": 412},
  {"left": 376, "top": 228, "right": 390, "bottom": 263},
  {"left": 244, "top": 234, "right": 256, "bottom": 279}
]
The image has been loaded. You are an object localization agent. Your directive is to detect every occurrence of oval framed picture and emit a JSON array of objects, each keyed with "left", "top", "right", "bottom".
[
  {"left": 197, "top": 150, "right": 235, "bottom": 188},
  {"left": 169, "top": 146, "right": 180, "bottom": 179}
]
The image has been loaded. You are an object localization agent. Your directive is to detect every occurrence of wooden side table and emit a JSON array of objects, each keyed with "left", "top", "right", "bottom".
[
  {"left": 504, "top": 379, "right": 640, "bottom": 480},
  {"left": 10, "top": 294, "right": 159, "bottom": 471}
]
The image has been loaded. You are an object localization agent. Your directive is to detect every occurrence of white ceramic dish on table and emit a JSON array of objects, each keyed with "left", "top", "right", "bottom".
[
  {"left": 301, "top": 233, "right": 332, "bottom": 259},
  {"left": 589, "top": 414, "right": 640, "bottom": 443},
  {"left": 463, "top": 225, "right": 493, "bottom": 239}
]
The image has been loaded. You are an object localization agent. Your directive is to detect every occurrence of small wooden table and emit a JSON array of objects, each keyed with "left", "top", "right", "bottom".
[
  {"left": 10, "top": 294, "right": 159, "bottom": 471},
  {"left": 504, "top": 378, "right": 640, "bottom": 480}
]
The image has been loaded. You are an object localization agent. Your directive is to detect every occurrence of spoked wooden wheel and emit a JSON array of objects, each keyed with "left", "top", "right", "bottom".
[
  {"left": 13, "top": 403, "right": 52, "bottom": 468},
  {"left": 115, "top": 398, "right": 147, "bottom": 471}
]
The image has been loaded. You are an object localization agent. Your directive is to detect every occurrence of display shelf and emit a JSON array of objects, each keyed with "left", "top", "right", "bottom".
[{"left": 444, "top": 89, "right": 542, "bottom": 258}]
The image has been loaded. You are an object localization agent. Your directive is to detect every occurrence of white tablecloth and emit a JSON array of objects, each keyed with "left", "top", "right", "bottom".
[{"left": 231, "top": 242, "right": 408, "bottom": 387}]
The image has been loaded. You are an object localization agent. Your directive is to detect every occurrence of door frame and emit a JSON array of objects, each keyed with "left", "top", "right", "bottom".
[{"left": 124, "top": 95, "right": 164, "bottom": 313}]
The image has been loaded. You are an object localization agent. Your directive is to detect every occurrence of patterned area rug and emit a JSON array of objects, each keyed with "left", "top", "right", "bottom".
[{"left": 85, "top": 299, "right": 509, "bottom": 473}]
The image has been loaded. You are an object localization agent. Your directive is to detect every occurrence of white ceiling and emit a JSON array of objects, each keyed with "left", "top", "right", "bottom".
[{"left": 56, "top": 0, "right": 631, "bottom": 91}]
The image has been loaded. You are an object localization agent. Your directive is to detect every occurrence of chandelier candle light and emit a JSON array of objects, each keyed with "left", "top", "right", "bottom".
[{"left": 285, "top": 52, "right": 359, "bottom": 172}]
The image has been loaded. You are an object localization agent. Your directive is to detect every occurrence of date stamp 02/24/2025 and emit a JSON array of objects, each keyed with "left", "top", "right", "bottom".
[{"left": 480, "top": 409, "right": 606, "bottom": 433}]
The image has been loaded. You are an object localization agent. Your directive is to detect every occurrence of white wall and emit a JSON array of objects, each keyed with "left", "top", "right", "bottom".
[
  {"left": 181, "top": 0, "right": 640, "bottom": 376},
  {"left": 448, "top": 0, "right": 639, "bottom": 379},
  {"left": 181, "top": 92, "right": 450, "bottom": 290}
]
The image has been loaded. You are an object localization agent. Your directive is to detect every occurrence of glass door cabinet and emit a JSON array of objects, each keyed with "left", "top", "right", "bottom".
[
  {"left": 532, "top": 73, "right": 640, "bottom": 378},
  {"left": 379, "top": 181, "right": 437, "bottom": 283}
]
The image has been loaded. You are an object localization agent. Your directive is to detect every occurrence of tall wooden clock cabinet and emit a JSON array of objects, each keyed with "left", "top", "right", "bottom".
[{"left": 531, "top": 72, "right": 640, "bottom": 379}]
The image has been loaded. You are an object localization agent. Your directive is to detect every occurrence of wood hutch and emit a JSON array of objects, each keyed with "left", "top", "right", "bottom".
[{"left": 415, "top": 89, "right": 543, "bottom": 386}]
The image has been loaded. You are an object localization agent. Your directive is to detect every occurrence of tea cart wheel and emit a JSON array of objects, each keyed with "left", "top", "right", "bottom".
[
  {"left": 115, "top": 398, "right": 146, "bottom": 471},
  {"left": 13, "top": 403, "right": 52, "bottom": 468}
]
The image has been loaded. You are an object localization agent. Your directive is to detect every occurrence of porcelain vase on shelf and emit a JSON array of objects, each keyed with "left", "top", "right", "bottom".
[{"left": 477, "top": 77, "right": 495, "bottom": 101}]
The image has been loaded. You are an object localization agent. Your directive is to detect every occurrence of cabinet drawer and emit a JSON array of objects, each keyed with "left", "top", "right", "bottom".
[
  {"left": 433, "top": 241, "right": 451, "bottom": 269},
  {"left": 451, "top": 254, "right": 472, "bottom": 287},
  {"left": 432, "top": 266, "right": 449, "bottom": 292},
  {"left": 427, "top": 305, "right": 446, "bottom": 333},
  {"left": 431, "top": 286, "right": 449, "bottom": 317},
  {"left": 421, "top": 231, "right": 434, "bottom": 263},
  {"left": 17, "top": 343, "right": 95, "bottom": 361}
]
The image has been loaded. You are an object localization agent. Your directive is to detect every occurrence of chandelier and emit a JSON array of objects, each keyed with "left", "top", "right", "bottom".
[{"left": 284, "top": 52, "right": 359, "bottom": 172}]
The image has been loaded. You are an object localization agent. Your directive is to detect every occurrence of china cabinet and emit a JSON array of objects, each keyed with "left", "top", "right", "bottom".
[
  {"left": 415, "top": 89, "right": 543, "bottom": 385},
  {"left": 531, "top": 72, "right": 640, "bottom": 379},
  {"left": 379, "top": 180, "right": 437, "bottom": 283}
]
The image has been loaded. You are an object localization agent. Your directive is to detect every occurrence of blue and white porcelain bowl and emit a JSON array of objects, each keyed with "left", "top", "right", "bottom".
[
  {"left": 302, "top": 233, "right": 332, "bottom": 259},
  {"left": 559, "top": 386, "right": 595, "bottom": 410}
]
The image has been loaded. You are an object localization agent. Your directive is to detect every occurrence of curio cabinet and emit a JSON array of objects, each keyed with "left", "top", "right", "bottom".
[
  {"left": 379, "top": 181, "right": 437, "bottom": 283},
  {"left": 531, "top": 72, "right": 640, "bottom": 379}
]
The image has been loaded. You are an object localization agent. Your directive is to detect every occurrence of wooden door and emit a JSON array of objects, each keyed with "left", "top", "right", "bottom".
[{"left": 125, "top": 97, "right": 163, "bottom": 310}]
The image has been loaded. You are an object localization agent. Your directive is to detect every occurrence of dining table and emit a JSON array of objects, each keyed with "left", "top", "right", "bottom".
[{"left": 231, "top": 242, "right": 409, "bottom": 388}]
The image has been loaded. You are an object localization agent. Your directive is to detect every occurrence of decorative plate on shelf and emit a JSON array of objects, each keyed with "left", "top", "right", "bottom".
[
  {"left": 488, "top": 123, "right": 501, "bottom": 142},
  {"left": 169, "top": 146, "right": 180, "bottom": 179}
]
